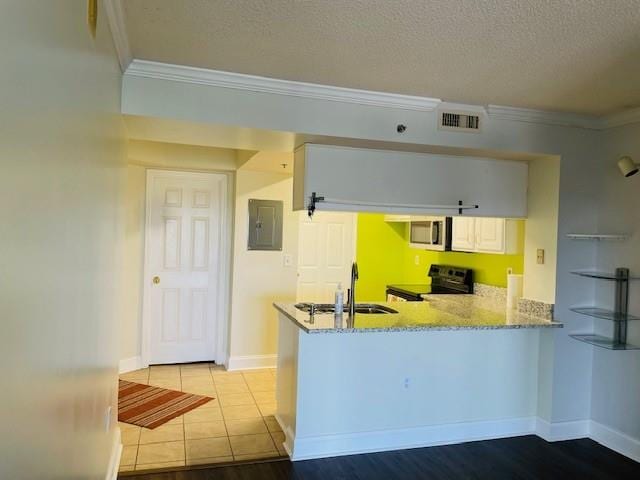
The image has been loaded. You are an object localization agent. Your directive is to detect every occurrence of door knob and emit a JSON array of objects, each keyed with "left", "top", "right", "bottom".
[{"left": 152, "top": 276, "right": 160, "bottom": 284}]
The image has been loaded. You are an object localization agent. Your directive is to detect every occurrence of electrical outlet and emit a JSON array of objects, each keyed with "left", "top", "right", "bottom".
[
  {"left": 404, "top": 377, "right": 410, "bottom": 389},
  {"left": 537, "top": 249, "right": 545, "bottom": 265},
  {"left": 414, "top": 255, "right": 420, "bottom": 266}
]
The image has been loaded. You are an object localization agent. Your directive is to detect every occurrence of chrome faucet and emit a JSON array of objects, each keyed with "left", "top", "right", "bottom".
[{"left": 348, "top": 262, "right": 359, "bottom": 317}]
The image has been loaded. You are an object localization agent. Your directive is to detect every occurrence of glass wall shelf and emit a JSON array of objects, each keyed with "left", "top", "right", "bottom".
[
  {"left": 569, "top": 267, "right": 635, "bottom": 350},
  {"left": 570, "top": 307, "right": 640, "bottom": 322},
  {"left": 570, "top": 334, "right": 640, "bottom": 351},
  {"left": 571, "top": 270, "right": 639, "bottom": 280},
  {"left": 566, "top": 234, "right": 629, "bottom": 241}
]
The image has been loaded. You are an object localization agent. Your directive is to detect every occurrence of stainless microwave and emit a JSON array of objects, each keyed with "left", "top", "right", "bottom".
[{"left": 409, "top": 216, "right": 452, "bottom": 251}]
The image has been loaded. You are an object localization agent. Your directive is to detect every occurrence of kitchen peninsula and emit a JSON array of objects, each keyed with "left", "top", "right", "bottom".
[{"left": 272, "top": 295, "right": 560, "bottom": 460}]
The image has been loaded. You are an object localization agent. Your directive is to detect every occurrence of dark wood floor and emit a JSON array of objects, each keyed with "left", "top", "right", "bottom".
[{"left": 120, "top": 435, "right": 640, "bottom": 480}]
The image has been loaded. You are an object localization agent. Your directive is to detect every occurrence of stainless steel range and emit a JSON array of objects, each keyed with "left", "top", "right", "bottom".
[{"left": 386, "top": 264, "right": 473, "bottom": 301}]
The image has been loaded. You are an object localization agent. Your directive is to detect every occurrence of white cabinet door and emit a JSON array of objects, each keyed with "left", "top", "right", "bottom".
[
  {"left": 475, "top": 218, "right": 505, "bottom": 253},
  {"left": 452, "top": 217, "right": 476, "bottom": 251}
]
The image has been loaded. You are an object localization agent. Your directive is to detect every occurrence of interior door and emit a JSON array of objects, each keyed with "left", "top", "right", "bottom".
[
  {"left": 297, "top": 211, "right": 356, "bottom": 303},
  {"left": 144, "top": 170, "right": 228, "bottom": 364}
]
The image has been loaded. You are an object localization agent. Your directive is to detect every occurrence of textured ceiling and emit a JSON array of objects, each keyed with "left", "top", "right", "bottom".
[{"left": 123, "top": 0, "right": 640, "bottom": 115}]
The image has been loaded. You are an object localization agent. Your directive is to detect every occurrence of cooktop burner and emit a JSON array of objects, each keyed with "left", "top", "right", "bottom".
[{"left": 386, "top": 265, "right": 474, "bottom": 300}]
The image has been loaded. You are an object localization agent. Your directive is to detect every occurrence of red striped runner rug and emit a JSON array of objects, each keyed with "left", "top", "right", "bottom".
[{"left": 118, "top": 380, "right": 214, "bottom": 429}]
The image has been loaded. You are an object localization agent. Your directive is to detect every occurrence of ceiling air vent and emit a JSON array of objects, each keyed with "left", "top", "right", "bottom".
[{"left": 438, "top": 111, "right": 481, "bottom": 133}]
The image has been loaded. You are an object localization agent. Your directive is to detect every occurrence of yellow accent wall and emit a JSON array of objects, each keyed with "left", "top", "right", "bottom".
[
  {"left": 356, "top": 214, "right": 525, "bottom": 301},
  {"left": 356, "top": 214, "right": 407, "bottom": 300}
]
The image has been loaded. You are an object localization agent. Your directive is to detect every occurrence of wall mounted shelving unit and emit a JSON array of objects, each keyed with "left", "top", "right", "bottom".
[
  {"left": 569, "top": 268, "right": 639, "bottom": 350},
  {"left": 566, "top": 233, "right": 629, "bottom": 241}
]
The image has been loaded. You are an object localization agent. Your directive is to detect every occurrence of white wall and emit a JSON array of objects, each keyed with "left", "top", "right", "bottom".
[
  {"left": 0, "top": 2, "right": 126, "bottom": 478},
  {"left": 127, "top": 139, "right": 238, "bottom": 170},
  {"left": 228, "top": 171, "right": 299, "bottom": 369},
  {"left": 591, "top": 122, "right": 640, "bottom": 448},
  {"left": 121, "top": 164, "right": 147, "bottom": 365},
  {"left": 122, "top": 72, "right": 604, "bottom": 430},
  {"left": 121, "top": 141, "right": 236, "bottom": 363},
  {"left": 523, "top": 156, "right": 560, "bottom": 303}
]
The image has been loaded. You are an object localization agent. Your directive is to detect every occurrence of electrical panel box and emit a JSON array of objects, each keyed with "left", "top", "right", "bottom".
[{"left": 248, "top": 199, "right": 283, "bottom": 250}]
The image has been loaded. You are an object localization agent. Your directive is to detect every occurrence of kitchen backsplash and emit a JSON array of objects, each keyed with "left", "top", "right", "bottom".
[
  {"left": 517, "top": 298, "right": 554, "bottom": 320},
  {"left": 473, "top": 283, "right": 507, "bottom": 301},
  {"left": 474, "top": 283, "right": 554, "bottom": 320}
]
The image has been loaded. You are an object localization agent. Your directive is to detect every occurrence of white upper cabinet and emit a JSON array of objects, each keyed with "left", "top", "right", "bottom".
[
  {"left": 475, "top": 218, "right": 505, "bottom": 252},
  {"left": 452, "top": 217, "right": 476, "bottom": 251},
  {"left": 293, "top": 144, "right": 528, "bottom": 218},
  {"left": 452, "top": 217, "right": 521, "bottom": 254}
]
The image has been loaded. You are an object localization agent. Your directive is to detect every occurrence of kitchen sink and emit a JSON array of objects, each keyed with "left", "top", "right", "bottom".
[
  {"left": 294, "top": 303, "right": 398, "bottom": 315},
  {"left": 353, "top": 305, "right": 398, "bottom": 314}
]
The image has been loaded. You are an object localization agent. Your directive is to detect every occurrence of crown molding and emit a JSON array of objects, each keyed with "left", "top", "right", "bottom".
[
  {"left": 124, "top": 60, "right": 442, "bottom": 112},
  {"left": 486, "top": 105, "right": 601, "bottom": 130},
  {"left": 599, "top": 107, "right": 640, "bottom": 129},
  {"left": 124, "top": 59, "right": 639, "bottom": 130},
  {"left": 102, "top": 0, "right": 132, "bottom": 72},
  {"left": 488, "top": 105, "right": 640, "bottom": 130},
  {"left": 437, "top": 102, "right": 487, "bottom": 115}
]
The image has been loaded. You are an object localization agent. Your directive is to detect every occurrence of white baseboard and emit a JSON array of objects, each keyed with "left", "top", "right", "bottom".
[
  {"left": 275, "top": 414, "right": 294, "bottom": 457},
  {"left": 590, "top": 420, "right": 640, "bottom": 463},
  {"left": 277, "top": 414, "right": 640, "bottom": 464},
  {"left": 535, "top": 418, "right": 590, "bottom": 442},
  {"left": 290, "top": 416, "right": 537, "bottom": 461},
  {"left": 227, "top": 354, "right": 277, "bottom": 371},
  {"left": 119, "top": 356, "right": 143, "bottom": 374},
  {"left": 105, "top": 427, "right": 122, "bottom": 480}
]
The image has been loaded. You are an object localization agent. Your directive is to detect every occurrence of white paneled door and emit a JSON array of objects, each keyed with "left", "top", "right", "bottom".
[
  {"left": 144, "top": 170, "right": 229, "bottom": 365},
  {"left": 297, "top": 211, "right": 356, "bottom": 303}
]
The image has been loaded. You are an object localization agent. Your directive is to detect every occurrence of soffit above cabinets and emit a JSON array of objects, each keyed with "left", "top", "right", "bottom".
[{"left": 294, "top": 144, "right": 528, "bottom": 218}]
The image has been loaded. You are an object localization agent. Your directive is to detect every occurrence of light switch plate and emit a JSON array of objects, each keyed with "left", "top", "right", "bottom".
[{"left": 283, "top": 254, "right": 293, "bottom": 267}]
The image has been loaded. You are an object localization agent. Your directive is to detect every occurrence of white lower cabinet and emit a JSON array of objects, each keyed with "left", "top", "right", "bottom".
[{"left": 452, "top": 217, "right": 521, "bottom": 254}]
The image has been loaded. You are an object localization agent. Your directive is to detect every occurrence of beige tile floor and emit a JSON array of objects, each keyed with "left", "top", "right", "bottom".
[{"left": 118, "top": 363, "right": 286, "bottom": 472}]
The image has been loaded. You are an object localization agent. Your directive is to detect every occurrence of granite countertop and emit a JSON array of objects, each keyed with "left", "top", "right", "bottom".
[{"left": 273, "top": 295, "right": 562, "bottom": 334}]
